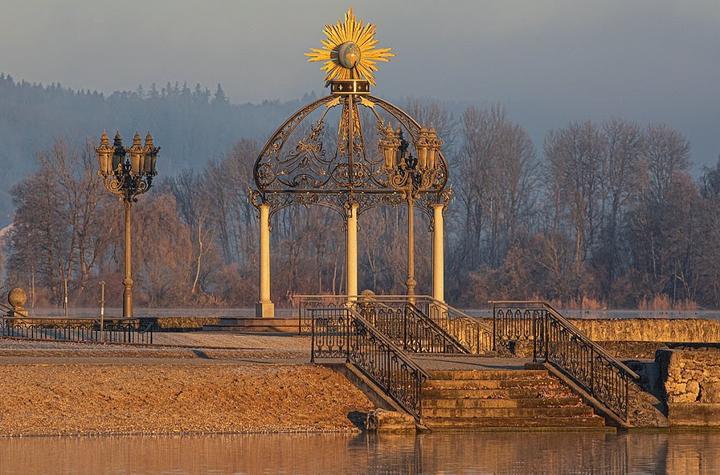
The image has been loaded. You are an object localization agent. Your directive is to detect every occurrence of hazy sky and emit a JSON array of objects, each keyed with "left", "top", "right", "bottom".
[{"left": 2, "top": 0, "right": 719, "bottom": 166}]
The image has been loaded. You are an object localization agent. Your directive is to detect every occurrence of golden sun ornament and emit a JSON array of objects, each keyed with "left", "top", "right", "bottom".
[{"left": 306, "top": 8, "right": 394, "bottom": 86}]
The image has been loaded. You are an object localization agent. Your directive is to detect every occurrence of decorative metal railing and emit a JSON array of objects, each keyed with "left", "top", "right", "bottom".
[
  {"left": 295, "top": 294, "right": 348, "bottom": 334},
  {"left": 0, "top": 317, "right": 155, "bottom": 345},
  {"left": 357, "top": 301, "right": 468, "bottom": 354},
  {"left": 490, "top": 301, "right": 639, "bottom": 423},
  {"left": 310, "top": 306, "right": 428, "bottom": 419},
  {"left": 294, "top": 294, "right": 493, "bottom": 354},
  {"left": 398, "top": 297, "right": 492, "bottom": 354}
]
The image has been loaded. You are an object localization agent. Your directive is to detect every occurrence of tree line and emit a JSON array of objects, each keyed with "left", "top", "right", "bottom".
[
  {"left": 2, "top": 99, "right": 720, "bottom": 310},
  {"left": 0, "top": 73, "right": 315, "bottom": 224}
]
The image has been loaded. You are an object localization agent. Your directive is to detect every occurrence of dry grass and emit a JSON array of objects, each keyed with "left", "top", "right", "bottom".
[{"left": 637, "top": 295, "right": 698, "bottom": 311}]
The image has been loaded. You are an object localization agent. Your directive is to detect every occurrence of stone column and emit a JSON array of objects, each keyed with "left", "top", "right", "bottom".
[
  {"left": 432, "top": 204, "right": 445, "bottom": 302},
  {"left": 346, "top": 202, "right": 359, "bottom": 302},
  {"left": 256, "top": 203, "right": 274, "bottom": 318}
]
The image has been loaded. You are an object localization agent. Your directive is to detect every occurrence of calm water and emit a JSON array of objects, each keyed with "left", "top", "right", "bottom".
[{"left": 0, "top": 431, "right": 719, "bottom": 475}]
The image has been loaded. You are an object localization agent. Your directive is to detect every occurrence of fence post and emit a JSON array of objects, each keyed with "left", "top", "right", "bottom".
[
  {"left": 310, "top": 309, "right": 315, "bottom": 363},
  {"left": 492, "top": 304, "right": 496, "bottom": 351},
  {"left": 544, "top": 310, "right": 549, "bottom": 361},
  {"left": 403, "top": 305, "right": 408, "bottom": 351},
  {"left": 63, "top": 278, "right": 69, "bottom": 318},
  {"left": 625, "top": 374, "right": 629, "bottom": 423},
  {"left": 345, "top": 308, "right": 351, "bottom": 363},
  {"left": 298, "top": 300, "right": 303, "bottom": 335},
  {"left": 99, "top": 281, "right": 105, "bottom": 343},
  {"left": 532, "top": 310, "right": 537, "bottom": 363},
  {"left": 590, "top": 346, "right": 595, "bottom": 394}
]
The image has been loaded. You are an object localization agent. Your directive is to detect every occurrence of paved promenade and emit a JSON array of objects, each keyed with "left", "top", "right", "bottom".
[{"left": 0, "top": 333, "right": 312, "bottom": 364}]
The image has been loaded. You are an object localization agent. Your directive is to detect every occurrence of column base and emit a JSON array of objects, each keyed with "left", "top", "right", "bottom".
[{"left": 255, "top": 302, "right": 275, "bottom": 319}]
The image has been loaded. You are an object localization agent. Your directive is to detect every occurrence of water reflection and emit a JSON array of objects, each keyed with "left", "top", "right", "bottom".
[{"left": 0, "top": 431, "right": 719, "bottom": 474}]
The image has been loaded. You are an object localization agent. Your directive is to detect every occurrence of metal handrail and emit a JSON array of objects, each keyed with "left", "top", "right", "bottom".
[
  {"left": 489, "top": 300, "right": 639, "bottom": 379},
  {"left": 309, "top": 306, "right": 428, "bottom": 419},
  {"left": 491, "top": 300, "right": 639, "bottom": 422},
  {"left": 364, "top": 300, "right": 470, "bottom": 354},
  {"left": 348, "top": 307, "right": 430, "bottom": 378},
  {"left": 295, "top": 294, "right": 493, "bottom": 351}
]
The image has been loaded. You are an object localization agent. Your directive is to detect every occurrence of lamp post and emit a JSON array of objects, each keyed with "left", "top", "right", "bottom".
[
  {"left": 96, "top": 131, "right": 159, "bottom": 318},
  {"left": 381, "top": 126, "right": 443, "bottom": 299}
]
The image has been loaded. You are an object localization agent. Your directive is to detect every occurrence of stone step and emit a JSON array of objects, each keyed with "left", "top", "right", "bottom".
[
  {"left": 423, "top": 415, "right": 605, "bottom": 429},
  {"left": 428, "top": 370, "right": 548, "bottom": 380},
  {"left": 422, "top": 387, "right": 576, "bottom": 400},
  {"left": 421, "top": 396, "right": 583, "bottom": 409},
  {"left": 422, "top": 379, "right": 565, "bottom": 391},
  {"left": 422, "top": 406, "right": 595, "bottom": 418}
]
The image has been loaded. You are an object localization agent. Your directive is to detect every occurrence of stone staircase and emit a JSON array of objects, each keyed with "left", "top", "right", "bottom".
[{"left": 421, "top": 369, "right": 607, "bottom": 430}]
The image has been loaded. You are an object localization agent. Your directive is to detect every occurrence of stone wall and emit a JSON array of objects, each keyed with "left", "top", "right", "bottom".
[
  {"left": 570, "top": 319, "right": 720, "bottom": 343},
  {"left": 656, "top": 348, "right": 720, "bottom": 426},
  {"left": 480, "top": 317, "right": 720, "bottom": 343}
]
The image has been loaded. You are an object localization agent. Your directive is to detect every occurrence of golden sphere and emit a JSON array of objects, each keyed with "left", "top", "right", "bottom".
[
  {"left": 8, "top": 287, "right": 27, "bottom": 308},
  {"left": 337, "top": 42, "right": 361, "bottom": 69}
]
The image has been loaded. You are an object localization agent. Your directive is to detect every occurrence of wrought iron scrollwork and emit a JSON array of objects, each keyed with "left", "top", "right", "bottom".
[{"left": 251, "top": 92, "right": 449, "bottom": 217}]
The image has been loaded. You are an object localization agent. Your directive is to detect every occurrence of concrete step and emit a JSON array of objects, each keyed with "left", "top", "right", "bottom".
[
  {"left": 422, "top": 379, "right": 565, "bottom": 391},
  {"left": 428, "top": 370, "right": 548, "bottom": 380},
  {"left": 422, "top": 387, "right": 575, "bottom": 400},
  {"left": 421, "top": 396, "right": 583, "bottom": 409},
  {"left": 423, "top": 415, "right": 605, "bottom": 429},
  {"left": 422, "top": 406, "right": 595, "bottom": 418}
]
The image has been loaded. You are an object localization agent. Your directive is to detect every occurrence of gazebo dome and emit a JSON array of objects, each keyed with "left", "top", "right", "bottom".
[
  {"left": 251, "top": 8, "right": 449, "bottom": 218},
  {"left": 251, "top": 92, "right": 449, "bottom": 217}
]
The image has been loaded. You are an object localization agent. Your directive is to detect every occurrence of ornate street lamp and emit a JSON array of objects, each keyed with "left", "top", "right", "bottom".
[
  {"left": 96, "top": 131, "right": 159, "bottom": 318},
  {"left": 381, "top": 126, "right": 444, "bottom": 298}
]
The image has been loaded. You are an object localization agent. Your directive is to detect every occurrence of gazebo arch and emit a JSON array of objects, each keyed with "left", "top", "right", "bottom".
[{"left": 249, "top": 9, "right": 451, "bottom": 317}]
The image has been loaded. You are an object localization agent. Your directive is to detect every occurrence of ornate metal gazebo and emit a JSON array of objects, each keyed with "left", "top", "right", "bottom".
[{"left": 250, "top": 9, "right": 451, "bottom": 317}]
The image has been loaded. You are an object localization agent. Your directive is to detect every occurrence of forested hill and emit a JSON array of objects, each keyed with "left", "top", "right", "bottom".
[{"left": 0, "top": 73, "right": 317, "bottom": 225}]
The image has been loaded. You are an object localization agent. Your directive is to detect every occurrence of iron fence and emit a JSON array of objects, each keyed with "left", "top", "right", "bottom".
[{"left": 0, "top": 317, "right": 155, "bottom": 345}]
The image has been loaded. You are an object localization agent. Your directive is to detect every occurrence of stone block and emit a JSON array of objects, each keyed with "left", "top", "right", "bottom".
[
  {"left": 668, "top": 403, "right": 720, "bottom": 427},
  {"left": 703, "top": 382, "right": 720, "bottom": 403},
  {"left": 365, "top": 409, "right": 416, "bottom": 433}
]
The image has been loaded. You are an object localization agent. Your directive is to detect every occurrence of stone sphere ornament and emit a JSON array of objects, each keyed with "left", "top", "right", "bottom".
[{"left": 8, "top": 287, "right": 27, "bottom": 309}]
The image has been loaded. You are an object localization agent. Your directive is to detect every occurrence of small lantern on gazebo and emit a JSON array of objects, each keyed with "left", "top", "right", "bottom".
[{"left": 379, "top": 125, "right": 401, "bottom": 171}]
